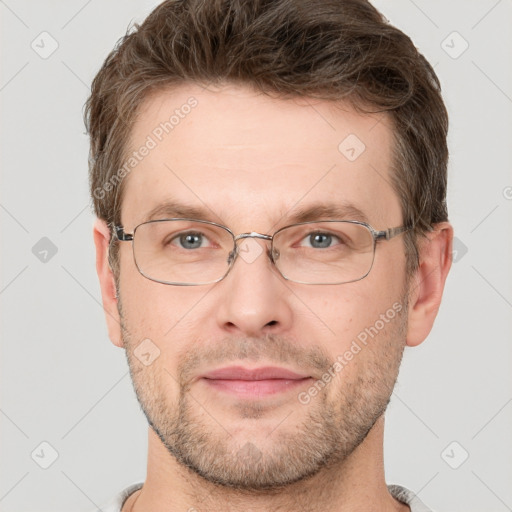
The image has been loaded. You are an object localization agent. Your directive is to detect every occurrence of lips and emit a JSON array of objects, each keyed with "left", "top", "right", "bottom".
[
  {"left": 201, "top": 366, "right": 311, "bottom": 397},
  {"left": 202, "top": 366, "right": 309, "bottom": 381}
]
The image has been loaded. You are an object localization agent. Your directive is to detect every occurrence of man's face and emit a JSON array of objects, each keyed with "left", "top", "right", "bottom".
[{"left": 116, "top": 83, "right": 409, "bottom": 489}]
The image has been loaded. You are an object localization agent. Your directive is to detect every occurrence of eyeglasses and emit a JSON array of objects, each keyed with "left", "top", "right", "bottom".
[{"left": 113, "top": 218, "right": 409, "bottom": 286}]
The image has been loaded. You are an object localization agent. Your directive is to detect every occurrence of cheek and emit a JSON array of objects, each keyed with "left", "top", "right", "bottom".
[
  {"left": 121, "top": 287, "right": 199, "bottom": 340},
  {"left": 119, "top": 275, "right": 212, "bottom": 376},
  {"left": 120, "top": 289, "right": 191, "bottom": 395},
  {"left": 118, "top": 248, "right": 198, "bottom": 337},
  {"left": 312, "top": 276, "right": 406, "bottom": 352}
]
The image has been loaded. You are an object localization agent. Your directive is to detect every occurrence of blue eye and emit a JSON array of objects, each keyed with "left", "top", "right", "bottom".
[
  {"left": 300, "top": 232, "right": 342, "bottom": 249},
  {"left": 173, "top": 232, "right": 207, "bottom": 250},
  {"left": 308, "top": 233, "right": 332, "bottom": 248}
]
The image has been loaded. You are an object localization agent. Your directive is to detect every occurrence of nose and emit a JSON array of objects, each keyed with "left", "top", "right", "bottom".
[{"left": 214, "top": 237, "right": 293, "bottom": 337}]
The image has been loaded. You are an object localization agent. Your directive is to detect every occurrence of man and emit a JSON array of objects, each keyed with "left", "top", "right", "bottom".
[{"left": 86, "top": 0, "right": 453, "bottom": 510}]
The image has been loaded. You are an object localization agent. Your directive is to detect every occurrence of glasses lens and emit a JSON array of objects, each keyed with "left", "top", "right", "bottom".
[
  {"left": 133, "top": 220, "right": 234, "bottom": 285},
  {"left": 273, "top": 221, "right": 375, "bottom": 284}
]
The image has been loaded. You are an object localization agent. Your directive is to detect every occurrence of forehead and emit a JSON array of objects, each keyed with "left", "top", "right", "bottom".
[{"left": 121, "top": 83, "right": 401, "bottom": 231}]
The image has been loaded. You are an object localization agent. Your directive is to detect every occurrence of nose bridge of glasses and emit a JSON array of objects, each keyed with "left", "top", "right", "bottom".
[
  {"left": 227, "top": 232, "right": 276, "bottom": 266},
  {"left": 234, "top": 232, "right": 273, "bottom": 242}
]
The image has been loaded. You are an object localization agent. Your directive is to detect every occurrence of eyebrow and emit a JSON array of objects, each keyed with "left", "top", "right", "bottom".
[
  {"left": 145, "top": 201, "right": 220, "bottom": 223},
  {"left": 286, "top": 203, "right": 370, "bottom": 224},
  {"left": 142, "top": 200, "right": 370, "bottom": 227}
]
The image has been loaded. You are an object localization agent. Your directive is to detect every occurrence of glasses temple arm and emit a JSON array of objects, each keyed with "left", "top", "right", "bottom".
[
  {"left": 375, "top": 225, "right": 412, "bottom": 241},
  {"left": 112, "top": 225, "right": 133, "bottom": 242}
]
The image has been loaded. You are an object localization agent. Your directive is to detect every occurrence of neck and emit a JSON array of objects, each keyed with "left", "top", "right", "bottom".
[{"left": 124, "top": 416, "right": 409, "bottom": 512}]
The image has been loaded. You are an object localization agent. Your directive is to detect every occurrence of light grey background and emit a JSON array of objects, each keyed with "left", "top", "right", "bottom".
[{"left": 1, "top": 1, "right": 511, "bottom": 511}]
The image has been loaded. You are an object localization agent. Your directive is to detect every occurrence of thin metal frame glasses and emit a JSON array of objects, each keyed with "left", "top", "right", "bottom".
[{"left": 113, "top": 218, "right": 409, "bottom": 286}]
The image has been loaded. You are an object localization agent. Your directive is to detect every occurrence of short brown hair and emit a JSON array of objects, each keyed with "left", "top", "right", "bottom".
[{"left": 84, "top": 0, "right": 449, "bottom": 276}]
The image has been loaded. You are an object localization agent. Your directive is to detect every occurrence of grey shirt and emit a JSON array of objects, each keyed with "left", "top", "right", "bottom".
[{"left": 94, "top": 482, "right": 433, "bottom": 511}]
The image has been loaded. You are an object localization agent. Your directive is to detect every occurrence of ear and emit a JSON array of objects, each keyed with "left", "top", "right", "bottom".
[
  {"left": 406, "top": 222, "right": 453, "bottom": 347},
  {"left": 93, "top": 218, "right": 123, "bottom": 348}
]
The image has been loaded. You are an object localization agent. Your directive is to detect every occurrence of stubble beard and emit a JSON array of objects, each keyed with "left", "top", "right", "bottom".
[{"left": 120, "top": 298, "right": 408, "bottom": 492}]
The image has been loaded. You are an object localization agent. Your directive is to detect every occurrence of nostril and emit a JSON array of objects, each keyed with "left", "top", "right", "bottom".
[{"left": 266, "top": 320, "right": 278, "bottom": 327}]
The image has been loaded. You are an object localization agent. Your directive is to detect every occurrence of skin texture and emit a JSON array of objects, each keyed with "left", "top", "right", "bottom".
[{"left": 94, "top": 83, "right": 453, "bottom": 512}]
